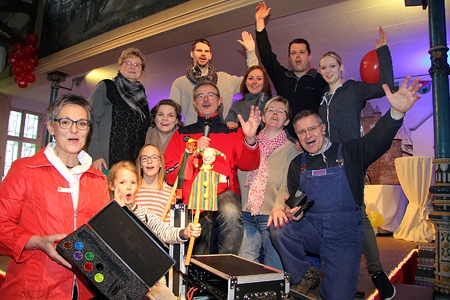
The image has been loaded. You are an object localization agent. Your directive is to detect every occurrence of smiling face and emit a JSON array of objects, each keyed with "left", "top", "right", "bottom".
[
  {"left": 192, "top": 84, "right": 222, "bottom": 117},
  {"left": 191, "top": 42, "right": 212, "bottom": 68},
  {"left": 110, "top": 168, "right": 138, "bottom": 206},
  {"left": 154, "top": 104, "right": 178, "bottom": 134},
  {"left": 47, "top": 104, "right": 90, "bottom": 165},
  {"left": 319, "top": 55, "right": 343, "bottom": 86},
  {"left": 294, "top": 115, "right": 327, "bottom": 155},
  {"left": 245, "top": 68, "right": 265, "bottom": 95},
  {"left": 262, "top": 101, "right": 290, "bottom": 132},
  {"left": 139, "top": 145, "right": 162, "bottom": 180},
  {"left": 289, "top": 43, "right": 312, "bottom": 76},
  {"left": 118, "top": 54, "right": 143, "bottom": 82}
]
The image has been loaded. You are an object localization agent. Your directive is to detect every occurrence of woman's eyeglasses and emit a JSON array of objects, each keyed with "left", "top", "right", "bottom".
[{"left": 140, "top": 155, "right": 161, "bottom": 163}]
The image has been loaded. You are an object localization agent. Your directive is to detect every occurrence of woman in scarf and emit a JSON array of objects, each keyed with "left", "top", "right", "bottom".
[
  {"left": 225, "top": 65, "right": 271, "bottom": 131},
  {"left": 144, "top": 99, "right": 182, "bottom": 154},
  {"left": 88, "top": 48, "right": 151, "bottom": 172},
  {"left": 238, "top": 96, "right": 299, "bottom": 270}
]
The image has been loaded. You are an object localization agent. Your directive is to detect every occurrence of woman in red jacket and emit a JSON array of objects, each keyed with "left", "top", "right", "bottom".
[{"left": 0, "top": 94, "right": 110, "bottom": 299}]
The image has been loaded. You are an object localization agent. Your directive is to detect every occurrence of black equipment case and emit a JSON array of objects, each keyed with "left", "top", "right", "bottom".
[
  {"left": 56, "top": 201, "right": 175, "bottom": 300},
  {"left": 188, "top": 254, "right": 290, "bottom": 299}
]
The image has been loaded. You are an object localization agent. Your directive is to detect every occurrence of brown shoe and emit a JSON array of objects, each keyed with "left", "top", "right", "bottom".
[{"left": 290, "top": 265, "right": 320, "bottom": 295}]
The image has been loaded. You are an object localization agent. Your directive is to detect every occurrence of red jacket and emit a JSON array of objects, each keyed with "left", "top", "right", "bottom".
[
  {"left": 0, "top": 148, "right": 109, "bottom": 299},
  {"left": 165, "top": 115, "right": 260, "bottom": 203}
]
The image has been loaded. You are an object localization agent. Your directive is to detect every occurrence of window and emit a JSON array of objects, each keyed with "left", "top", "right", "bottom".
[{"left": 3, "top": 110, "right": 45, "bottom": 179}]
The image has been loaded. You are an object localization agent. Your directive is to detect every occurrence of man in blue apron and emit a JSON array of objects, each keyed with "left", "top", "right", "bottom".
[{"left": 268, "top": 76, "right": 422, "bottom": 299}]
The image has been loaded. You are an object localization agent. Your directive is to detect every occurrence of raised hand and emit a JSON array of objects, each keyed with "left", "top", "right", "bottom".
[
  {"left": 238, "top": 105, "right": 261, "bottom": 145},
  {"left": 237, "top": 31, "right": 255, "bottom": 52},
  {"left": 374, "top": 26, "right": 387, "bottom": 49},
  {"left": 382, "top": 75, "right": 422, "bottom": 118},
  {"left": 255, "top": 1, "right": 271, "bottom": 31}
]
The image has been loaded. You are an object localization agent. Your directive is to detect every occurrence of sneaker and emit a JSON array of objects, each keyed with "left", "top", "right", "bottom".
[
  {"left": 290, "top": 265, "right": 320, "bottom": 295},
  {"left": 372, "top": 271, "right": 396, "bottom": 300}
]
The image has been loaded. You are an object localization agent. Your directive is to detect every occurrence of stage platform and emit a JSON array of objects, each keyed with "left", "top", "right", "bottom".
[{"left": 0, "top": 235, "right": 436, "bottom": 299}]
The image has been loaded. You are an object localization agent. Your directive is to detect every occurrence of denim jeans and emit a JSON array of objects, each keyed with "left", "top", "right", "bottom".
[
  {"left": 193, "top": 190, "right": 243, "bottom": 255},
  {"left": 239, "top": 212, "right": 283, "bottom": 270}
]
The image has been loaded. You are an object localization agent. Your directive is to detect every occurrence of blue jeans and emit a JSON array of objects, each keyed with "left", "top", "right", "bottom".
[
  {"left": 238, "top": 212, "right": 283, "bottom": 270},
  {"left": 193, "top": 190, "right": 243, "bottom": 254}
]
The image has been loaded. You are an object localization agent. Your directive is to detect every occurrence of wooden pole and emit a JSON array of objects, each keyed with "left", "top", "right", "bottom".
[{"left": 161, "top": 177, "right": 178, "bottom": 221}]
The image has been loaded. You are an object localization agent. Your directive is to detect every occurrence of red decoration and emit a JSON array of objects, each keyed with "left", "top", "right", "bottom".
[
  {"left": 8, "top": 34, "right": 40, "bottom": 89},
  {"left": 12, "top": 65, "right": 24, "bottom": 76},
  {"left": 25, "top": 33, "right": 39, "bottom": 45},
  {"left": 23, "top": 72, "right": 36, "bottom": 83},
  {"left": 25, "top": 57, "right": 38, "bottom": 67},
  {"left": 17, "top": 80, "right": 28, "bottom": 88},
  {"left": 360, "top": 50, "right": 380, "bottom": 84},
  {"left": 23, "top": 61, "right": 35, "bottom": 72}
]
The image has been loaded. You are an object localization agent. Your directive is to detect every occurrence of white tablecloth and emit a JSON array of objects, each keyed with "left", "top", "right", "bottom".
[
  {"left": 394, "top": 156, "right": 435, "bottom": 242},
  {"left": 364, "top": 185, "right": 408, "bottom": 232}
]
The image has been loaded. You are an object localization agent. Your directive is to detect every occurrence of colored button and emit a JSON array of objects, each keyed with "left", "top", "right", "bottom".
[
  {"left": 74, "top": 242, "right": 84, "bottom": 250},
  {"left": 84, "top": 262, "right": 94, "bottom": 272},
  {"left": 96, "top": 263, "right": 104, "bottom": 271},
  {"left": 73, "top": 251, "right": 83, "bottom": 261},
  {"left": 63, "top": 241, "right": 73, "bottom": 250},
  {"left": 85, "top": 252, "right": 94, "bottom": 261},
  {"left": 94, "top": 273, "right": 104, "bottom": 283}
]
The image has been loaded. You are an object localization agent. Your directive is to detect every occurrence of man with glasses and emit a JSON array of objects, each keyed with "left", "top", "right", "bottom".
[
  {"left": 269, "top": 77, "right": 422, "bottom": 299},
  {"left": 169, "top": 32, "right": 258, "bottom": 126},
  {"left": 165, "top": 81, "right": 261, "bottom": 255}
]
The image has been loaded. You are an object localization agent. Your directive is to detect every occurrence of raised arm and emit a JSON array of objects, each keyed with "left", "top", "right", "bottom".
[{"left": 255, "top": 1, "right": 271, "bottom": 32}]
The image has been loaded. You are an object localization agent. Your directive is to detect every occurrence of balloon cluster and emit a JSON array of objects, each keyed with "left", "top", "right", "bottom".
[{"left": 7, "top": 33, "right": 39, "bottom": 88}]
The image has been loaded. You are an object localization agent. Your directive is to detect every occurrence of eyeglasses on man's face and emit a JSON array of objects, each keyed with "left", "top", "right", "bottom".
[
  {"left": 265, "top": 107, "right": 287, "bottom": 115},
  {"left": 140, "top": 155, "right": 161, "bottom": 163},
  {"left": 53, "top": 118, "right": 91, "bottom": 130},
  {"left": 123, "top": 61, "right": 142, "bottom": 68},
  {"left": 194, "top": 92, "right": 219, "bottom": 101},
  {"left": 296, "top": 124, "right": 322, "bottom": 136}
]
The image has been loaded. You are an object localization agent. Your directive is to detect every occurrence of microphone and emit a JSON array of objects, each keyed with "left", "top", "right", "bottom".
[{"left": 204, "top": 118, "right": 212, "bottom": 137}]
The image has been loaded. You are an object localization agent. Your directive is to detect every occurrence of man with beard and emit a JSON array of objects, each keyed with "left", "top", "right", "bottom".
[{"left": 169, "top": 32, "right": 258, "bottom": 126}]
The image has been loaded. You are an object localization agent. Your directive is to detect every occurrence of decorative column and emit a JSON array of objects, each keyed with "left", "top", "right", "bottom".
[{"left": 426, "top": 0, "right": 450, "bottom": 299}]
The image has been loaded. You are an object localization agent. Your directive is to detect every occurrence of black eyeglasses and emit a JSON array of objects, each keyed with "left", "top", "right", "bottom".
[
  {"left": 195, "top": 92, "right": 219, "bottom": 101},
  {"left": 140, "top": 155, "right": 161, "bottom": 163},
  {"left": 53, "top": 118, "right": 91, "bottom": 130}
]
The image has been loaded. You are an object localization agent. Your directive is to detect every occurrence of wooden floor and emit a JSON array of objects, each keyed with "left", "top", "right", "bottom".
[{"left": 0, "top": 235, "right": 436, "bottom": 299}]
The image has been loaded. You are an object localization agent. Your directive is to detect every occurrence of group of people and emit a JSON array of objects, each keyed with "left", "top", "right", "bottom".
[{"left": 0, "top": 2, "right": 423, "bottom": 300}]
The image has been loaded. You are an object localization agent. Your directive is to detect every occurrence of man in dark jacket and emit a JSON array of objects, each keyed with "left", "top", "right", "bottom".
[{"left": 255, "top": 2, "right": 327, "bottom": 137}]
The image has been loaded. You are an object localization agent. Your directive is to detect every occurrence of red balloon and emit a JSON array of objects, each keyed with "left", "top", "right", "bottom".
[
  {"left": 14, "top": 75, "right": 24, "bottom": 83},
  {"left": 23, "top": 72, "right": 36, "bottom": 83},
  {"left": 12, "top": 65, "right": 24, "bottom": 76},
  {"left": 25, "top": 57, "right": 38, "bottom": 67},
  {"left": 14, "top": 49, "right": 24, "bottom": 60},
  {"left": 23, "top": 61, "right": 35, "bottom": 72},
  {"left": 8, "top": 56, "right": 18, "bottom": 66},
  {"left": 25, "top": 33, "right": 39, "bottom": 45},
  {"left": 22, "top": 45, "right": 34, "bottom": 57},
  {"left": 17, "top": 80, "right": 28, "bottom": 88},
  {"left": 29, "top": 44, "right": 39, "bottom": 56},
  {"left": 360, "top": 50, "right": 380, "bottom": 84},
  {"left": 13, "top": 43, "right": 24, "bottom": 51}
]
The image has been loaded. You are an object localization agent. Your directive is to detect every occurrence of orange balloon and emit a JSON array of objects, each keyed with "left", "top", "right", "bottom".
[
  {"left": 360, "top": 50, "right": 380, "bottom": 84},
  {"left": 367, "top": 211, "right": 384, "bottom": 228}
]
